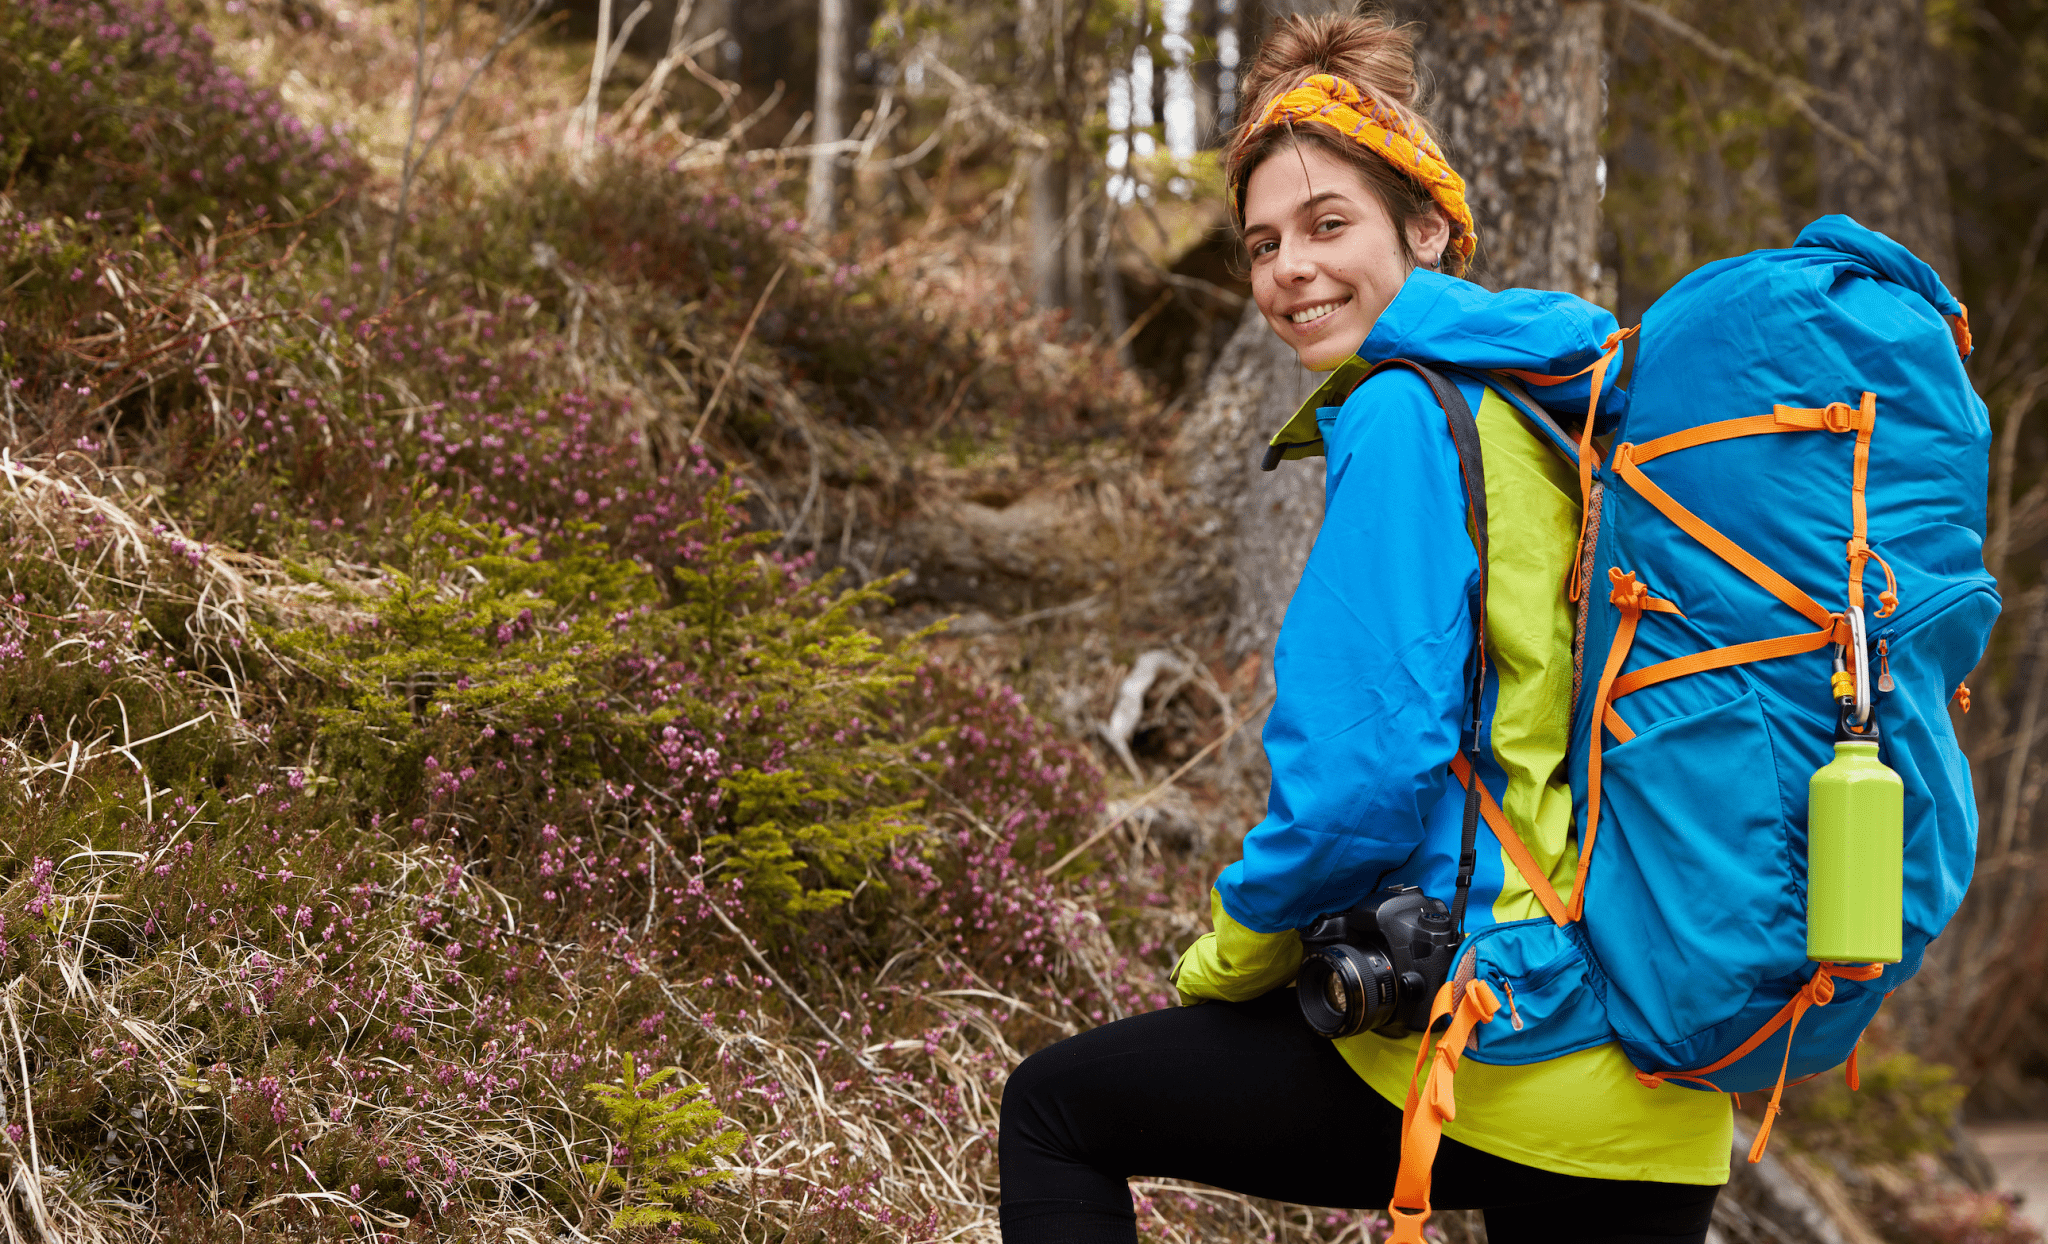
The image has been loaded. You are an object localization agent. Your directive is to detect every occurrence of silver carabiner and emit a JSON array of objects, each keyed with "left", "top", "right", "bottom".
[{"left": 1847, "top": 604, "right": 1872, "bottom": 725}]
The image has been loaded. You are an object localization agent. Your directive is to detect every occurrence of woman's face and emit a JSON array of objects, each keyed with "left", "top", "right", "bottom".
[{"left": 1242, "top": 142, "right": 1450, "bottom": 372}]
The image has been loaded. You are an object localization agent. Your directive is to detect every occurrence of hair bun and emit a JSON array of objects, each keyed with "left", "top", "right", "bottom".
[{"left": 1236, "top": 12, "right": 1425, "bottom": 134}]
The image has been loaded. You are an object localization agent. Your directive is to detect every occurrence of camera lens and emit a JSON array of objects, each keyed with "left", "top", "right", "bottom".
[{"left": 1297, "top": 943, "right": 1397, "bottom": 1037}]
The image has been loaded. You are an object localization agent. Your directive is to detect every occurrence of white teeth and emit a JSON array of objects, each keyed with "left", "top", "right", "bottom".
[{"left": 1289, "top": 300, "right": 1345, "bottom": 324}]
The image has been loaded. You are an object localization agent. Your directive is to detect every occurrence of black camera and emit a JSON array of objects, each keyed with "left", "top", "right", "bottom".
[{"left": 1296, "top": 887, "right": 1460, "bottom": 1038}]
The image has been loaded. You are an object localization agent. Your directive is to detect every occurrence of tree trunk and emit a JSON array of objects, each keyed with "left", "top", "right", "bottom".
[
  {"left": 1401, "top": 0, "right": 1605, "bottom": 296},
  {"left": 805, "top": 0, "right": 847, "bottom": 231},
  {"left": 1064, "top": 154, "right": 1091, "bottom": 323},
  {"left": 1029, "top": 149, "right": 1069, "bottom": 311},
  {"left": 1192, "top": 0, "right": 1222, "bottom": 147},
  {"left": 1802, "top": 0, "right": 1959, "bottom": 286},
  {"left": 1177, "top": 302, "right": 1325, "bottom": 665}
]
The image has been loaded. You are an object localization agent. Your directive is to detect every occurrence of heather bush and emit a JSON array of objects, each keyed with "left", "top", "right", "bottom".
[
  {"left": 0, "top": 4, "right": 1226, "bottom": 1240},
  {"left": 1867, "top": 1185, "right": 2043, "bottom": 1244},
  {"left": 278, "top": 488, "right": 933, "bottom": 918},
  {"left": 414, "top": 152, "right": 1154, "bottom": 465},
  {"left": 1781, "top": 1051, "right": 1968, "bottom": 1167},
  {"left": 0, "top": 0, "right": 355, "bottom": 230}
]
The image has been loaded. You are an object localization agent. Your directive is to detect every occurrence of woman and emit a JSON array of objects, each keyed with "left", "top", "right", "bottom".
[{"left": 997, "top": 14, "right": 1732, "bottom": 1244}]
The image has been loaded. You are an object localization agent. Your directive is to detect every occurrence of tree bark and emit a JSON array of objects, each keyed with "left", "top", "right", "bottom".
[
  {"left": 1401, "top": 0, "right": 1605, "bottom": 296},
  {"left": 805, "top": 0, "right": 847, "bottom": 231},
  {"left": 1802, "top": 0, "right": 1959, "bottom": 286}
]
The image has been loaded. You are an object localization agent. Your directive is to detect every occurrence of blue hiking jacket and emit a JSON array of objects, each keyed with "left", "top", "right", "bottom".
[{"left": 1216, "top": 270, "right": 1625, "bottom": 936}]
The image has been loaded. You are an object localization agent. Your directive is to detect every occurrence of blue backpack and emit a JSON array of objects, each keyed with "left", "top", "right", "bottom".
[{"left": 1391, "top": 216, "right": 1995, "bottom": 1197}]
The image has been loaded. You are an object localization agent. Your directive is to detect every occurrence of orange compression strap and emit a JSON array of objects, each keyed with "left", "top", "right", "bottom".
[
  {"left": 1386, "top": 980, "right": 1501, "bottom": 1244},
  {"left": 1625, "top": 399, "right": 1874, "bottom": 467},
  {"left": 1450, "top": 755, "right": 1570, "bottom": 926},
  {"left": 1612, "top": 444, "right": 1835, "bottom": 630},
  {"left": 1501, "top": 326, "right": 1636, "bottom": 603},
  {"left": 1607, "top": 622, "right": 1845, "bottom": 702},
  {"left": 1634, "top": 963, "right": 1883, "bottom": 1163},
  {"left": 1571, "top": 569, "right": 1681, "bottom": 920}
]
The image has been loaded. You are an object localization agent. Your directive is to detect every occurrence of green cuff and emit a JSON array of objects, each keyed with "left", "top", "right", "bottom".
[{"left": 1169, "top": 888, "right": 1304, "bottom": 1005}]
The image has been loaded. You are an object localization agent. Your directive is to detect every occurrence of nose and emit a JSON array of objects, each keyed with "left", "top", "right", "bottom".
[{"left": 1274, "top": 236, "right": 1316, "bottom": 284}]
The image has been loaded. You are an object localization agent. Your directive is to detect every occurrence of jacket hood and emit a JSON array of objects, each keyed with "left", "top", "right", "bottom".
[{"left": 1263, "top": 270, "right": 1630, "bottom": 466}]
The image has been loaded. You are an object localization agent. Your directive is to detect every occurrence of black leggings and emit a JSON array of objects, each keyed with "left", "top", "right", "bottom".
[{"left": 999, "top": 989, "right": 1721, "bottom": 1244}]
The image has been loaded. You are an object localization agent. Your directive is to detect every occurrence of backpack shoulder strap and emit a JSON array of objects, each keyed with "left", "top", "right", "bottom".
[
  {"left": 1484, "top": 372, "right": 1584, "bottom": 468},
  {"left": 1358, "top": 359, "right": 1489, "bottom": 939}
]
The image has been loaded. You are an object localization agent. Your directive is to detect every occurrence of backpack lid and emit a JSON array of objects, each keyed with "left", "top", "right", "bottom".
[{"left": 1796, "top": 215, "right": 1971, "bottom": 355}]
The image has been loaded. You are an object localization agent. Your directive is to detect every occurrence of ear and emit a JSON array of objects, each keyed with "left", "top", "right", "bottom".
[{"left": 1408, "top": 208, "right": 1451, "bottom": 270}]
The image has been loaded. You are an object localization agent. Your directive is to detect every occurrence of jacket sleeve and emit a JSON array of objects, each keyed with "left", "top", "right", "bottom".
[
  {"left": 1170, "top": 888, "right": 1304, "bottom": 1005},
  {"left": 1212, "top": 367, "right": 1479, "bottom": 935}
]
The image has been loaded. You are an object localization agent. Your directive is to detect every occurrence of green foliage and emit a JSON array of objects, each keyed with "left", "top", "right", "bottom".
[
  {"left": 1783, "top": 1051, "right": 1967, "bottom": 1165},
  {"left": 278, "top": 481, "right": 933, "bottom": 916},
  {"left": 583, "top": 1055, "right": 741, "bottom": 1234}
]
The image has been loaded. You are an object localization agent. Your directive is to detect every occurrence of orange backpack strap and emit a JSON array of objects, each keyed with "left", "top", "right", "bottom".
[
  {"left": 1449, "top": 755, "right": 1570, "bottom": 926},
  {"left": 1386, "top": 979, "right": 1501, "bottom": 1244}
]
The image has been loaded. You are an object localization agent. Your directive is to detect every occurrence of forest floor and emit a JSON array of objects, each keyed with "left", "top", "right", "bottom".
[{"left": 1973, "top": 1125, "right": 2048, "bottom": 1231}]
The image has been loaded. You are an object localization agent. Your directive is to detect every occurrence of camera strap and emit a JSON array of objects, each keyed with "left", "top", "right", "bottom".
[{"left": 1358, "top": 360, "right": 1488, "bottom": 939}]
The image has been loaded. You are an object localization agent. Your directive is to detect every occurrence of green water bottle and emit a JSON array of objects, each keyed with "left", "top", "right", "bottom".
[{"left": 1806, "top": 733, "right": 1904, "bottom": 963}]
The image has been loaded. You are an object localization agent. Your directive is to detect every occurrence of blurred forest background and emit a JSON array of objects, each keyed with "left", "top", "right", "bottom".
[{"left": 1, "top": 0, "right": 2046, "bottom": 1240}]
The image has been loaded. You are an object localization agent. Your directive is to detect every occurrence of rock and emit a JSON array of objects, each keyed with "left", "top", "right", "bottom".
[{"left": 1717, "top": 1120, "right": 1884, "bottom": 1244}]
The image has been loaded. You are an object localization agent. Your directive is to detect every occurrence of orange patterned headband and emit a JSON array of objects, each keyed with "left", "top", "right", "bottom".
[{"left": 1231, "top": 73, "right": 1477, "bottom": 275}]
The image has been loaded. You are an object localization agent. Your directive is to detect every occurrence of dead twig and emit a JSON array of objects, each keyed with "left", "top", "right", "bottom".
[{"left": 691, "top": 261, "right": 788, "bottom": 444}]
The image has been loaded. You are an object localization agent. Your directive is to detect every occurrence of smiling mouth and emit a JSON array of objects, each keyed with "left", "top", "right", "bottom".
[{"left": 1287, "top": 298, "right": 1350, "bottom": 326}]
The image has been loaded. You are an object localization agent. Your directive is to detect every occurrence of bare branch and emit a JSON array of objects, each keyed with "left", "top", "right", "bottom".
[
  {"left": 374, "top": 0, "right": 549, "bottom": 311},
  {"left": 1621, "top": 0, "right": 1880, "bottom": 171}
]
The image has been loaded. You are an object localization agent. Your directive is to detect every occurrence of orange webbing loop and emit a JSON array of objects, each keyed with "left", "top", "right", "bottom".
[
  {"left": 1846, "top": 1043, "right": 1861, "bottom": 1091},
  {"left": 1612, "top": 445, "right": 1835, "bottom": 631},
  {"left": 1386, "top": 980, "right": 1501, "bottom": 1244},
  {"left": 1840, "top": 393, "right": 1884, "bottom": 616},
  {"left": 1501, "top": 327, "right": 1637, "bottom": 604},
  {"left": 1632, "top": 963, "right": 1884, "bottom": 1162},
  {"left": 1570, "top": 570, "right": 1682, "bottom": 921},
  {"left": 1949, "top": 306, "right": 1973, "bottom": 360},
  {"left": 1450, "top": 755, "right": 1571, "bottom": 926},
  {"left": 1746, "top": 963, "right": 1885, "bottom": 1162},
  {"left": 1602, "top": 704, "right": 1636, "bottom": 743}
]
